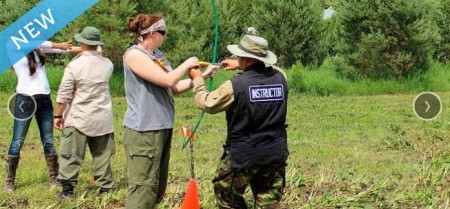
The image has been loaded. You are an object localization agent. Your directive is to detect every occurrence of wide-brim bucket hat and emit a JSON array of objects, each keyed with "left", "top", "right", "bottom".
[
  {"left": 227, "top": 35, "right": 277, "bottom": 65},
  {"left": 74, "top": 26, "right": 104, "bottom": 46}
]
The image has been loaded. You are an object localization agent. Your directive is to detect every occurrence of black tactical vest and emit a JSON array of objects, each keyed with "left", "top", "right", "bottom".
[{"left": 225, "top": 62, "right": 288, "bottom": 168}]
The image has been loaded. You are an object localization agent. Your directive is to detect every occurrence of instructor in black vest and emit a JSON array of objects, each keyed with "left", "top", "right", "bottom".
[{"left": 189, "top": 32, "right": 289, "bottom": 209}]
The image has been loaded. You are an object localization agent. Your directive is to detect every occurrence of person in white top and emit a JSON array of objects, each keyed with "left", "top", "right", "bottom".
[{"left": 4, "top": 40, "right": 80, "bottom": 193}]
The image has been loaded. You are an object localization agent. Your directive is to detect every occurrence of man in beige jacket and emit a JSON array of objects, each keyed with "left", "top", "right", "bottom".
[{"left": 53, "top": 26, "right": 115, "bottom": 198}]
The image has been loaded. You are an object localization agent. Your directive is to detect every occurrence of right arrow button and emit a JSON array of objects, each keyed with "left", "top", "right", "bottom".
[{"left": 414, "top": 92, "right": 442, "bottom": 121}]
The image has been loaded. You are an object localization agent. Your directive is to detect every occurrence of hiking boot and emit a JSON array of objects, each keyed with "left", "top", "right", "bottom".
[
  {"left": 99, "top": 188, "right": 113, "bottom": 198},
  {"left": 57, "top": 181, "right": 74, "bottom": 199},
  {"left": 262, "top": 203, "right": 289, "bottom": 209},
  {"left": 45, "top": 155, "right": 59, "bottom": 186},
  {"left": 4, "top": 156, "right": 19, "bottom": 193}
]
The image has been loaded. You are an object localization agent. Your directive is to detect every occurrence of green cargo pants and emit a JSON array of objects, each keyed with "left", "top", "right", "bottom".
[
  {"left": 213, "top": 152, "right": 286, "bottom": 209},
  {"left": 57, "top": 127, "right": 115, "bottom": 189},
  {"left": 124, "top": 127, "right": 172, "bottom": 209}
]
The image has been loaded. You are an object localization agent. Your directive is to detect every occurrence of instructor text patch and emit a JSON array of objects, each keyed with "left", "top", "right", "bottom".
[{"left": 249, "top": 84, "right": 284, "bottom": 102}]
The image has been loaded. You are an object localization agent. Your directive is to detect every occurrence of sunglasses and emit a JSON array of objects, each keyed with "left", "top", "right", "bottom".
[{"left": 156, "top": 30, "right": 166, "bottom": 36}]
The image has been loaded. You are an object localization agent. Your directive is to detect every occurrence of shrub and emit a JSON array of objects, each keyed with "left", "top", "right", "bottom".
[{"left": 287, "top": 62, "right": 306, "bottom": 93}]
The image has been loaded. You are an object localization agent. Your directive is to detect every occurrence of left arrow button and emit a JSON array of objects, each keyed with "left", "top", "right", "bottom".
[
  {"left": 19, "top": 101, "right": 25, "bottom": 112},
  {"left": 7, "top": 93, "right": 37, "bottom": 121}
]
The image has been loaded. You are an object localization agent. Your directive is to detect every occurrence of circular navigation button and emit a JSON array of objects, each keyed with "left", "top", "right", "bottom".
[
  {"left": 413, "top": 92, "right": 442, "bottom": 121},
  {"left": 7, "top": 93, "right": 37, "bottom": 121}
]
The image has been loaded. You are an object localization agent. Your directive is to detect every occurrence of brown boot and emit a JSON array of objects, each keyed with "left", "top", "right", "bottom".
[
  {"left": 45, "top": 155, "right": 59, "bottom": 186},
  {"left": 4, "top": 156, "right": 19, "bottom": 192}
]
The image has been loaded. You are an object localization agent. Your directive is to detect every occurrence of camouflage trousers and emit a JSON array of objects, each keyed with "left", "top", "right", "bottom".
[{"left": 212, "top": 152, "right": 287, "bottom": 209}]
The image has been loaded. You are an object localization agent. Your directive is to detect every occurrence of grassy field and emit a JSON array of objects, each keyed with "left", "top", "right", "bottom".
[{"left": 0, "top": 91, "right": 449, "bottom": 208}]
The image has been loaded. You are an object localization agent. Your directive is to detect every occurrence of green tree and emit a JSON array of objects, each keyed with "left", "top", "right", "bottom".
[
  {"left": 0, "top": 0, "right": 39, "bottom": 30},
  {"left": 130, "top": 0, "right": 167, "bottom": 14},
  {"left": 110, "top": 0, "right": 250, "bottom": 66},
  {"left": 336, "top": 0, "right": 439, "bottom": 79},
  {"left": 319, "top": 0, "right": 341, "bottom": 8},
  {"left": 251, "top": 0, "right": 325, "bottom": 67},
  {"left": 54, "top": 0, "right": 137, "bottom": 64},
  {"left": 322, "top": 9, "right": 339, "bottom": 57},
  {"left": 153, "top": 0, "right": 246, "bottom": 66},
  {"left": 434, "top": 0, "right": 450, "bottom": 63},
  {"left": 0, "top": 0, "right": 137, "bottom": 65}
]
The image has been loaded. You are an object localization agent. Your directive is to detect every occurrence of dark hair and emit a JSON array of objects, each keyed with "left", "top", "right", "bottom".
[
  {"left": 26, "top": 49, "right": 45, "bottom": 76},
  {"left": 128, "top": 14, "right": 163, "bottom": 40}
]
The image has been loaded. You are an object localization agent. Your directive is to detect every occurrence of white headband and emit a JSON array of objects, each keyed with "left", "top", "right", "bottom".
[{"left": 141, "top": 19, "right": 166, "bottom": 36}]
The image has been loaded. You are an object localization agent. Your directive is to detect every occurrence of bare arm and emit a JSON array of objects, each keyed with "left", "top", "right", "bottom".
[
  {"left": 124, "top": 49, "right": 198, "bottom": 87},
  {"left": 54, "top": 102, "right": 67, "bottom": 117},
  {"left": 51, "top": 41, "right": 72, "bottom": 50},
  {"left": 53, "top": 103, "right": 67, "bottom": 130},
  {"left": 172, "top": 78, "right": 193, "bottom": 94},
  {"left": 54, "top": 41, "right": 83, "bottom": 53},
  {"left": 172, "top": 66, "right": 218, "bottom": 94},
  {"left": 40, "top": 40, "right": 78, "bottom": 54}
]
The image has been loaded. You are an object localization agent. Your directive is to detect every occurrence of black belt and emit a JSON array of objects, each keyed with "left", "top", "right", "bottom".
[{"left": 32, "top": 94, "right": 50, "bottom": 99}]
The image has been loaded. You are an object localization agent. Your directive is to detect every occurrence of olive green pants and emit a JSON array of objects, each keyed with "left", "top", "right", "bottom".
[
  {"left": 57, "top": 127, "right": 115, "bottom": 189},
  {"left": 124, "top": 127, "right": 172, "bottom": 209}
]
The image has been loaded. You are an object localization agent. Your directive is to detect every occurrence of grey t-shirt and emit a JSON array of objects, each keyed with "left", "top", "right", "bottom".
[{"left": 123, "top": 45, "right": 175, "bottom": 131}]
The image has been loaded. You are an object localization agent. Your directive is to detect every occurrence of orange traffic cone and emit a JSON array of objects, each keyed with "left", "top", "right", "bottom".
[{"left": 180, "top": 179, "right": 200, "bottom": 209}]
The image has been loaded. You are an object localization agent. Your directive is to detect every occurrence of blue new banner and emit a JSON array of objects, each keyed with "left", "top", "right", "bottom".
[{"left": 0, "top": 0, "right": 99, "bottom": 74}]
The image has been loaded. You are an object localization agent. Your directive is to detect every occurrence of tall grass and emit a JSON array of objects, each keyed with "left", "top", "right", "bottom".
[
  {"left": 0, "top": 70, "right": 16, "bottom": 93},
  {"left": 0, "top": 65, "right": 125, "bottom": 96},
  {"left": 109, "top": 65, "right": 125, "bottom": 96},
  {"left": 287, "top": 59, "right": 450, "bottom": 96}
]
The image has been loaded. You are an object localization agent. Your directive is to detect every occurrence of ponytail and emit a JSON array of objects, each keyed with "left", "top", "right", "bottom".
[{"left": 26, "top": 49, "right": 46, "bottom": 76}]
